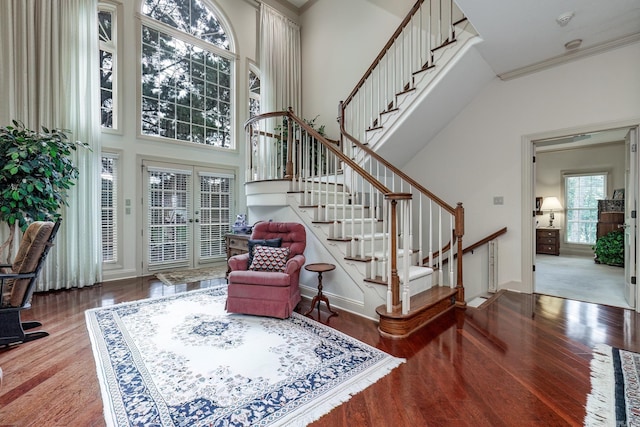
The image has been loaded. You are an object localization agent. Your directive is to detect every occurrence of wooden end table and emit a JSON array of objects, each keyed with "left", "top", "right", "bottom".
[{"left": 304, "top": 263, "right": 338, "bottom": 316}]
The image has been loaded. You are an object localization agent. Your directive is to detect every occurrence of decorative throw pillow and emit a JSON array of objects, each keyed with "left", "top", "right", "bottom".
[
  {"left": 249, "top": 246, "right": 290, "bottom": 272},
  {"left": 247, "top": 238, "right": 282, "bottom": 266}
]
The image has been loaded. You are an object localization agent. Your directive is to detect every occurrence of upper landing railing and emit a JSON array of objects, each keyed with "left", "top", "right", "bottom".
[{"left": 341, "top": 0, "right": 467, "bottom": 143}]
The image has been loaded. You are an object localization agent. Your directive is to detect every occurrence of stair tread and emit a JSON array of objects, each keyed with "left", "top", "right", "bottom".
[
  {"left": 341, "top": 218, "right": 380, "bottom": 223},
  {"left": 399, "top": 265, "right": 434, "bottom": 282},
  {"left": 352, "top": 232, "right": 388, "bottom": 240},
  {"left": 369, "top": 247, "right": 414, "bottom": 257},
  {"left": 376, "top": 286, "right": 457, "bottom": 318}
]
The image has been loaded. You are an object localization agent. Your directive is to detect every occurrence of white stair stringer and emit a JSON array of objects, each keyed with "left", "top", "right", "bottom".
[{"left": 363, "top": 20, "right": 479, "bottom": 152}]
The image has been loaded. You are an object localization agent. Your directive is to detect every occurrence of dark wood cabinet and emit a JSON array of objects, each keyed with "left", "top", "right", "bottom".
[
  {"left": 536, "top": 228, "right": 560, "bottom": 256},
  {"left": 225, "top": 233, "right": 250, "bottom": 275},
  {"left": 226, "top": 233, "right": 250, "bottom": 258},
  {"left": 597, "top": 212, "right": 624, "bottom": 239}
]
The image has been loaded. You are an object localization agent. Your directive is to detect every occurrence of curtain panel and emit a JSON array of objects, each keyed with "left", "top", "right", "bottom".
[
  {"left": 259, "top": 3, "right": 301, "bottom": 115},
  {"left": 0, "top": 0, "right": 102, "bottom": 291}
]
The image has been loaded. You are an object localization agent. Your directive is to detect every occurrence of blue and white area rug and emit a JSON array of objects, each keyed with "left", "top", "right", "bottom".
[
  {"left": 585, "top": 344, "right": 640, "bottom": 426},
  {"left": 86, "top": 286, "right": 404, "bottom": 426}
]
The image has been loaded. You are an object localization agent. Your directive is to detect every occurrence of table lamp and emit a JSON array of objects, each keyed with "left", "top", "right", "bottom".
[{"left": 541, "top": 196, "right": 563, "bottom": 227}]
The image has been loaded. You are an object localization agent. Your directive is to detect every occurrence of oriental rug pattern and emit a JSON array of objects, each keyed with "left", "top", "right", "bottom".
[
  {"left": 585, "top": 344, "right": 640, "bottom": 426},
  {"left": 85, "top": 286, "right": 404, "bottom": 426}
]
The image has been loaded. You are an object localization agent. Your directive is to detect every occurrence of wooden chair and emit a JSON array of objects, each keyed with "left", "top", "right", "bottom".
[{"left": 0, "top": 220, "right": 60, "bottom": 346}]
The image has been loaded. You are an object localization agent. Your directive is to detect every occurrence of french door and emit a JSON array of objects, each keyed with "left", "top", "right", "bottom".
[
  {"left": 624, "top": 128, "right": 638, "bottom": 309},
  {"left": 142, "top": 160, "right": 234, "bottom": 272}
]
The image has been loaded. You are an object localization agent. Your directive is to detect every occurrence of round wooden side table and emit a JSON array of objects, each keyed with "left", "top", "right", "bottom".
[{"left": 304, "top": 263, "right": 338, "bottom": 316}]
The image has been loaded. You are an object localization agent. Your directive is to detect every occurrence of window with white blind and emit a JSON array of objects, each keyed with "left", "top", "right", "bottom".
[
  {"left": 199, "top": 173, "right": 232, "bottom": 259},
  {"left": 147, "top": 167, "right": 191, "bottom": 267},
  {"left": 101, "top": 153, "right": 119, "bottom": 263},
  {"left": 565, "top": 173, "right": 607, "bottom": 245}
]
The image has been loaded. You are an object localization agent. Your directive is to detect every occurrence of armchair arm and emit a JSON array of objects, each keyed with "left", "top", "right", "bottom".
[
  {"left": 284, "top": 254, "right": 306, "bottom": 275},
  {"left": 228, "top": 253, "right": 250, "bottom": 271}
]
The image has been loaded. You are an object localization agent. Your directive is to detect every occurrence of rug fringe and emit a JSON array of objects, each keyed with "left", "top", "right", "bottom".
[{"left": 584, "top": 344, "right": 615, "bottom": 427}]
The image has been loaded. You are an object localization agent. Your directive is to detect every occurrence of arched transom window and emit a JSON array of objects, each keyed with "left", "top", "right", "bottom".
[{"left": 140, "top": 0, "right": 235, "bottom": 148}]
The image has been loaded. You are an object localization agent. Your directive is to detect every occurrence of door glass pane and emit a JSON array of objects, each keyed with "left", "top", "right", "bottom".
[
  {"left": 198, "top": 174, "right": 232, "bottom": 259},
  {"left": 148, "top": 169, "right": 191, "bottom": 266}
]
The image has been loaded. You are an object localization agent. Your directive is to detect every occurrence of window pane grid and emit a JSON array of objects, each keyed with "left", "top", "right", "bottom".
[
  {"left": 140, "top": 0, "right": 233, "bottom": 148},
  {"left": 565, "top": 174, "right": 606, "bottom": 244},
  {"left": 99, "top": 7, "right": 117, "bottom": 129}
]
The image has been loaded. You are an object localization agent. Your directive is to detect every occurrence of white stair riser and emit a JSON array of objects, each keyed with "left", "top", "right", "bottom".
[
  {"left": 294, "top": 181, "right": 344, "bottom": 192},
  {"left": 333, "top": 219, "right": 384, "bottom": 238},
  {"left": 303, "top": 191, "right": 350, "bottom": 205},
  {"left": 315, "top": 205, "right": 370, "bottom": 222},
  {"left": 366, "top": 252, "right": 419, "bottom": 278}
]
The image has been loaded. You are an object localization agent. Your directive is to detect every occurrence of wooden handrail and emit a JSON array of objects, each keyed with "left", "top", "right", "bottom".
[
  {"left": 339, "top": 101, "right": 456, "bottom": 215},
  {"left": 287, "top": 109, "right": 411, "bottom": 200},
  {"left": 463, "top": 227, "right": 507, "bottom": 255},
  {"left": 343, "top": 0, "right": 426, "bottom": 106},
  {"left": 425, "top": 227, "right": 507, "bottom": 265}
]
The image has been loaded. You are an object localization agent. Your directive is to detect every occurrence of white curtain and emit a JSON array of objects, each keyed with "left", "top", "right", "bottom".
[
  {"left": 0, "top": 0, "right": 102, "bottom": 290},
  {"left": 259, "top": 4, "right": 301, "bottom": 115}
]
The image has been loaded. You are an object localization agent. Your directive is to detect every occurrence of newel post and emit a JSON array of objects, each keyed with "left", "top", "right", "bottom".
[
  {"left": 389, "top": 198, "right": 400, "bottom": 309},
  {"left": 285, "top": 111, "right": 294, "bottom": 179},
  {"left": 455, "top": 202, "right": 466, "bottom": 307}
]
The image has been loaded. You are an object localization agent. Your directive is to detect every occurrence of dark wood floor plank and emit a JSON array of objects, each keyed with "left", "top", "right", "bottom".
[{"left": 0, "top": 276, "right": 638, "bottom": 426}]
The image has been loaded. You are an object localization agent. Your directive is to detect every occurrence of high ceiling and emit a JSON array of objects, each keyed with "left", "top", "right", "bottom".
[
  {"left": 290, "top": 0, "right": 640, "bottom": 78},
  {"left": 457, "top": 0, "right": 640, "bottom": 77}
]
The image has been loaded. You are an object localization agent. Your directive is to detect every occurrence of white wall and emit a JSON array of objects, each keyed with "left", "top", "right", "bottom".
[
  {"left": 300, "top": 0, "right": 413, "bottom": 138},
  {"left": 402, "top": 41, "right": 640, "bottom": 293}
]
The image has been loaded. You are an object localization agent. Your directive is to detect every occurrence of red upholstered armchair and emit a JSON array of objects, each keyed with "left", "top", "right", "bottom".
[{"left": 226, "top": 222, "right": 306, "bottom": 319}]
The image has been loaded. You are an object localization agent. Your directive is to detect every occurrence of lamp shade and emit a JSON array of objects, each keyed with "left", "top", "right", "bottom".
[{"left": 541, "top": 196, "right": 563, "bottom": 211}]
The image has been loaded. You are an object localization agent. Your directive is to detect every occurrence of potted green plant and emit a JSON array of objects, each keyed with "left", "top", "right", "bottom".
[
  {"left": 593, "top": 231, "right": 625, "bottom": 267},
  {"left": 274, "top": 115, "right": 327, "bottom": 176},
  {"left": 0, "top": 120, "right": 88, "bottom": 263}
]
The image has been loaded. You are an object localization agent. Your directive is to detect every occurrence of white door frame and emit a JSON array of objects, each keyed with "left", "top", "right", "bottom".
[{"left": 521, "top": 119, "right": 640, "bottom": 312}]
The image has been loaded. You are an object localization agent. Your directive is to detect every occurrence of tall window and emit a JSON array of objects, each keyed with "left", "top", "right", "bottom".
[
  {"left": 249, "top": 67, "right": 260, "bottom": 119},
  {"left": 140, "top": 0, "right": 234, "bottom": 148},
  {"left": 101, "top": 153, "right": 119, "bottom": 263},
  {"left": 565, "top": 173, "right": 607, "bottom": 244},
  {"left": 99, "top": 4, "right": 118, "bottom": 129}
]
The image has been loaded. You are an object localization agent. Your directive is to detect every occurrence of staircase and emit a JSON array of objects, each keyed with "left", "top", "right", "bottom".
[{"left": 244, "top": 0, "right": 477, "bottom": 337}]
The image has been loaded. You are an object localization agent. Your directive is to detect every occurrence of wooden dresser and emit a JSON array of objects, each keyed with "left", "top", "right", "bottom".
[
  {"left": 536, "top": 228, "right": 560, "bottom": 256},
  {"left": 597, "top": 199, "right": 625, "bottom": 239},
  {"left": 225, "top": 233, "right": 251, "bottom": 275},
  {"left": 225, "top": 233, "right": 250, "bottom": 258}
]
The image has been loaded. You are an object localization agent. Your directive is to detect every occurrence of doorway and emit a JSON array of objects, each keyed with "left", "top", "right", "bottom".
[
  {"left": 142, "top": 160, "right": 234, "bottom": 273},
  {"left": 532, "top": 126, "right": 637, "bottom": 309}
]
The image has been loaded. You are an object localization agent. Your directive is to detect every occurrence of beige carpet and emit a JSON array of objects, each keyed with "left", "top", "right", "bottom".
[
  {"left": 535, "top": 254, "right": 630, "bottom": 308},
  {"left": 155, "top": 265, "right": 228, "bottom": 286}
]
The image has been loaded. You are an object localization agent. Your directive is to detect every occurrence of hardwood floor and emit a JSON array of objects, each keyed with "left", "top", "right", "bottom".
[{"left": 1, "top": 277, "right": 638, "bottom": 426}]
